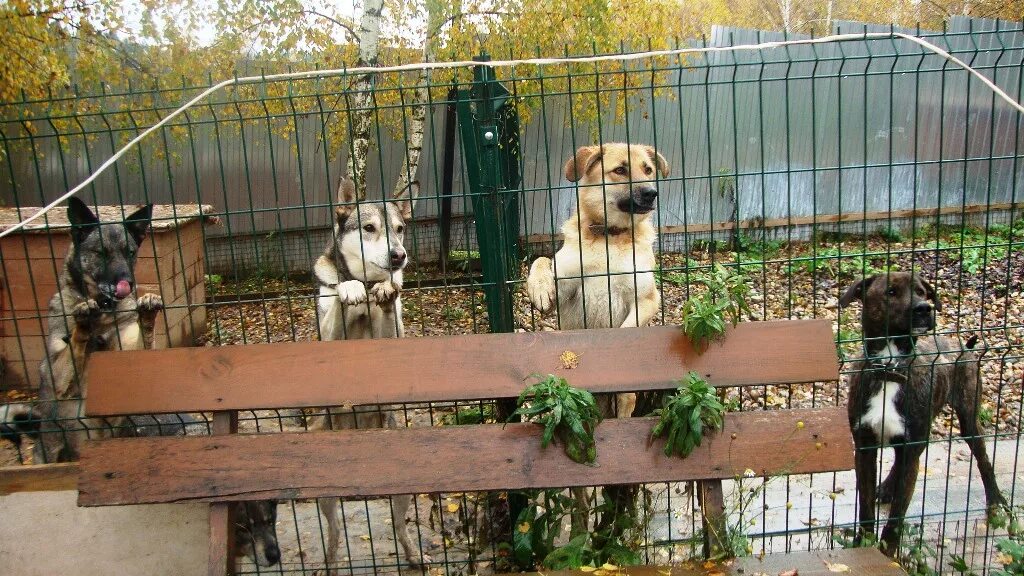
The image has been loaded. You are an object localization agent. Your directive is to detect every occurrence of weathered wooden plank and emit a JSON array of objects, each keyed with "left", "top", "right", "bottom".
[
  {"left": 520, "top": 548, "right": 906, "bottom": 575},
  {"left": 0, "top": 463, "right": 78, "bottom": 495},
  {"left": 78, "top": 407, "right": 851, "bottom": 506},
  {"left": 85, "top": 320, "right": 839, "bottom": 416}
]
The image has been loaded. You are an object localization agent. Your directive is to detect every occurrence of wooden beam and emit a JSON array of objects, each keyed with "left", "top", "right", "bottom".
[
  {"left": 524, "top": 201, "right": 1024, "bottom": 244},
  {"left": 0, "top": 463, "right": 78, "bottom": 495},
  {"left": 78, "top": 407, "right": 851, "bottom": 506},
  {"left": 208, "top": 411, "right": 237, "bottom": 576},
  {"left": 85, "top": 320, "right": 838, "bottom": 416}
]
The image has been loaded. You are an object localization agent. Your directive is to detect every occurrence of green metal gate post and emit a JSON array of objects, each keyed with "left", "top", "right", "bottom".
[
  {"left": 455, "top": 54, "right": 521, "bottom": 334},
  {"left": 454, "top": 54, "right": 526, "bottom": 568}
]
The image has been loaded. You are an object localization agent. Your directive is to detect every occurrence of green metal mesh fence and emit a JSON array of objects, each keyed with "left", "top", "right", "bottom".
[{"left": 0, "top": 19, "right": 1022, "bottom": 576}]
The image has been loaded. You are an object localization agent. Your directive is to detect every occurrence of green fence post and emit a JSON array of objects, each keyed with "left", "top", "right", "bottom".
[
  {"left": 455, "top": 53, "right": 526, "bottom": 568},
  {"left": 456, "top": 53, "right": 521, "bottom": 335}
]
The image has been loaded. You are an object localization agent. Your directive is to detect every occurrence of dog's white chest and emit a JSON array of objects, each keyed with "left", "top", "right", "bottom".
[
  {"left": 859, "top": 381, "right": 906, "bottom": 444},
  {"left": 553, "top": 243, "right": 655, "bottom": 329}
]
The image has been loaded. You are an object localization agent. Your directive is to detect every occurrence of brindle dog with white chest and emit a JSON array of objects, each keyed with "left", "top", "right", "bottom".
[{"left": 840, "top": 271, "right": 1005, "bottom": 556}]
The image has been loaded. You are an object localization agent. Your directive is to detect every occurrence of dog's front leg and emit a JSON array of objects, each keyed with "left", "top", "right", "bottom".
[
  {"left": 369, "top": 279, "right": 401, "bottom": 306},
  {"left": 878, "top": 443, "right": 925, "bottom": 557},
  {"left": 526, "top": 256, "right": 557, "bottom": 314},
  {"left": 618, "top": 290, "right": 659, "bottom": 329},
  {"left": 318, "top": 281, "right": 368, "bottom": 341},
  {"left": 136, "top": 293, "right": 164, "bottom": 350},
  {"left": 390, "top": 494, "right": 429, "bottom": 566},
  {"left": 318, "top": 497, "right": 342, "bottom": 576},
  {"left": 853, "top": 434, "right": 879, "bottom": 546},
  {"left": 69, "top": 299, "right": 102, "bottom": 379}
]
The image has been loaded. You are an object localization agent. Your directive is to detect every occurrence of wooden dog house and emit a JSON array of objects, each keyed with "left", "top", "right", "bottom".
[{"left": 0, "top": 204, "right": 214, "bottom": 392}]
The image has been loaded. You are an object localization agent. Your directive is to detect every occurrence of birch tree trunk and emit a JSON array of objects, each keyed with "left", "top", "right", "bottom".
[
  {"left": 780, "top": 0, "right": 793, "bottom": 32},
  {"left": 389, "top": 0, "right": 443, "bottom": 203},
  {"left": 345, "top": 0, "right": 384, "bottom": 199}
]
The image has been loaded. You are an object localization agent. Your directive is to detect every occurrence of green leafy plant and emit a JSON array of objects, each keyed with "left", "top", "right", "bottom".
[
  {"left": 441, "top": 305, "right": 466, "bottom": 322},
  {"left": 442, "top": 403, "right": 497, "bottom": 425},
  {"left": 899, "top": 524, "right": 939, "bottom": 576},
  {"left": 655, "top": 260, "right": 702, "bottom": 287},
  {"left": 511, "top": 487, "right": 646, "bottom": 570},
  {"left": 680, "top": 264, "right": 750, "bottom": 351},
  {"left": 448, "top": 249, "right": 481, "bottom": 272},
  {"left": 991, "top": 537, "right": 1024, "bottom": 576},
  {"left": 875, "top": 226, "right": 904, "bottom": 243},
  {"left": 204, "top": 274, "right": 223, "bottom": 294},
  {"left": 650, "top": 372, "right": 726, "bottom": 458},
  {"left": 509, "top": 374, "right": 602, "bottom": 465},
  {"left": 734, "top": 233, "right": 785, "bottom": 270}
]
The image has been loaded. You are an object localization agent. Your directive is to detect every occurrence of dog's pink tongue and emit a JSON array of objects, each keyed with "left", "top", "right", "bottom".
[{"left": 115, "top": 280, "right": 132, "bottom": 299}]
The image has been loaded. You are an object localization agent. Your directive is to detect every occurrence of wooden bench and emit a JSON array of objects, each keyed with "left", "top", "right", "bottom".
[{"left": 77, "top": 320, "right": 906, "bottom": 576}]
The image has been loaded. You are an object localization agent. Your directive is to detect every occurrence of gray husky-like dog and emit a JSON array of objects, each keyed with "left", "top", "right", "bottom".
[
  {"left": 33, "top": 197, "right": 163, "bottom": 463},
  {"left": 312, "top": 177, "right": 425, "bottom": 571}
]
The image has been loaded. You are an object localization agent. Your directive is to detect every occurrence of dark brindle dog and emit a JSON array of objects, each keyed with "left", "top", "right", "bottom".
[{"left": 840, "top": 272, "right": 1005, "bottom": 556}]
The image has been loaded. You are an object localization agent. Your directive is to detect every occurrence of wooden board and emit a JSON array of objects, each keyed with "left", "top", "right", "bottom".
[
  {"left": 78, "top": 407, "right": 851, "bottom": 506},
  {"left": 85, "top": 320, "right": 838, "bottom": 416},
  {"left": 0, "top": 463, "right": 79, "bottom": 495},
  {"left": 520, "top": 548, "right": 906, "bottom": 575}
]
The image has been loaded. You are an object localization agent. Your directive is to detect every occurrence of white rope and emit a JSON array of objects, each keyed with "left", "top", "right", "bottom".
[{"left": 3, "top": 31, "right": 1022, "bottom": 238}]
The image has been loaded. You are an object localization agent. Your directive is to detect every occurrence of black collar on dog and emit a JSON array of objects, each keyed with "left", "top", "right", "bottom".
[
  {"left": 870, "top": 367, "right": 910, "bottom": 383},
  {"left": 588, "top": 224, "right": 629, "bottom": 237}
]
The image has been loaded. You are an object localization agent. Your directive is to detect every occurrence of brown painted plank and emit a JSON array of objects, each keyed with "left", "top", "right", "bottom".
[
  {"left": 85, "top": 320, "right": 838, "bottom": 416},
  {"left": 78, "top": 407, "right": 850, "bottom": 506},
  {"left": 521, "top": 548, "right": 905, "bottom": 575},
  {"left": 0, "top": 463, "right": 78, "bottom": 495}
]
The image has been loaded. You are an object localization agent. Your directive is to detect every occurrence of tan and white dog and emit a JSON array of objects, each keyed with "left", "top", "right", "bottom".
[
  {"left": 525, "top": 143, "right": 668, "bottom": 539},
  {"left": 312, "top": 177, "right": 426, "bottom": 572},
  {"left": 527, "top": 142, "right": 668, "bottom": 417}
]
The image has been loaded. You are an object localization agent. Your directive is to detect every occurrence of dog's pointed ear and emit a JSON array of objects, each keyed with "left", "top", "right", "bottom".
[
  {"left": 839, "top": 275, "right": 877, "bottom": 308},
  {"left": 335, "top": 177, "right": 358, "bottom": 222},
  {"left": 920, "top": 277, "right": 942, "bottom": 312},
  {"left": 124, "top": 204, "right": 153, "bottom": 246},
  {"left": 564, "top": 145, "right": 603, "bottom": 182},
  {"left": 67, "top": 197, "right": 100, "bottom": 244},
  {"left": 643, "top": 146, "right": 670, "bottom": 178},
  {"left": 392, "top": 180, "right": 419, "bottom": 221}
]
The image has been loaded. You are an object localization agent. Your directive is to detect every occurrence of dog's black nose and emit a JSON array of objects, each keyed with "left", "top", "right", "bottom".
[
  {"left": 637, "top": 187, "right": 658, "bottom": 204},
  {"left": 913, "top": 301, "right": 933, "bottom": 314},
  {"left": 389, "top": 249, "right": 407, "bottom": 268},
  {"left": 265, "top": 545, "right": 281, "bottom": 565}
]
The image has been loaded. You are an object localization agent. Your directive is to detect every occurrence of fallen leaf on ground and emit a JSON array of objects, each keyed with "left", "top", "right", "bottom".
[
  {"left": 779, "top": 570, "right": 798, "bottom": 576},
  {"left": 824, "top": 561, "right": 849, "bottom": 572}
]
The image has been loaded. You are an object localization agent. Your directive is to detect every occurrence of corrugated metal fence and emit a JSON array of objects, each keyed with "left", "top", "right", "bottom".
[{"left": 1, "top": 16, "right": 1022, "bottom": 275}]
